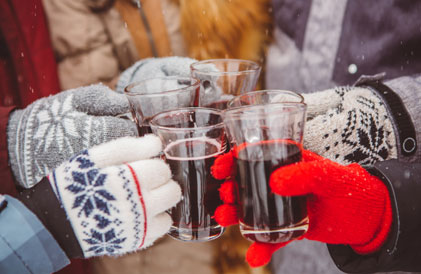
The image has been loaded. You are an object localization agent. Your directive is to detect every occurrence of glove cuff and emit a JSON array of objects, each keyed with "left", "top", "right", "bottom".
[
  {"left": 6, "top": 108, "right": 27, "bottom": 187},
  {"left": 50, "top": 152, "right": 148, "bottom": 257}
]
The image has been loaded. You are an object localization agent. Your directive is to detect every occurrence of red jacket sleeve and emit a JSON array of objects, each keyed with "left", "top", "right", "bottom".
[
  {"left": 0, "top": 0, "right": 60, "bottom": 108},
  {"left": 0, "top": 106, "right": 18, "bottom": 196}
]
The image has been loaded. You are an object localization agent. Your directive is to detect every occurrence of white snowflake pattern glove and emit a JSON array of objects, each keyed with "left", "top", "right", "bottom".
[
  {"left": 302, "top": 86, "right": 397, "bottom": 165},
  {"left": 7, "top": 84, "right": 138, "bottom": 188},
  {"left": 115, "top": 56, "right": 197, "bottom": 93},
  {"left": 49, "top": 135, "right": 181, "bottom": 257}
]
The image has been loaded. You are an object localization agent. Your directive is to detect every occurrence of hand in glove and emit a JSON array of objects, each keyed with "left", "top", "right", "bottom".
[
  {"left": 116, "top": 56, "right": 198, "bottom": 93},
  {"left": 7, "top": 84, "right": 138, "bottom": 188},
  {"left": 302, "top": 86, "right": 397, "bottom": 165},
  {"left": 212, "top": 148, "right": 392, "bottom": 267},
  {"left": 19, "top": 135, "right": 181, "bottom": 258}
]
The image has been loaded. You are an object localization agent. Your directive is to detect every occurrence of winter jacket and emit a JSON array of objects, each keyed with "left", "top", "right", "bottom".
[
  {"left": 0, "top": 0, "right": 60, "bottom": 195},
  {"left": 42, "top": 0, "right": 272, "bottom": 90},
  {"left": 0, "top": 0, "right": 60, "bottom": 197},
  {"left": 266, "top": 0, "right": 421, "bottom": 273},
  {"left": 0, "top": 0, "right": 60, "bottom": 109},
  {"left": 0, "top": 1, "right": 90, "bottom": 273},
  {"left": 42, "top": 0, "right": 142, "bottom": 90},
  {"left": 0, "top": 195, "right": 69, "bottom": 274}
]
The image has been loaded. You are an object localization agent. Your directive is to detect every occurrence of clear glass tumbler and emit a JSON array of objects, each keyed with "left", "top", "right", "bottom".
[
  {"left": 124, "top": 76, "right": 199, "bottom": 135},
  {"left": 150, "top": 107, "right": 227, "bottom": 242},
  {"left": 190, "top": 59, "right": 261, "bottom": 109},
  {"left": 223, "top": 103, "right": 308, "bottom": 244},
  {"left": 227, "top": 89, "right": 304, "bottom": 108}
]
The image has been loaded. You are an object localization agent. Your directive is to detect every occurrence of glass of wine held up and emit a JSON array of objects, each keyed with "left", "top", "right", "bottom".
[
  {"left": 223, "top": 102, "right": 308, "bottom": 244},
  {"left": 150, "top": 107, "right": 227, "bottom": 242}
]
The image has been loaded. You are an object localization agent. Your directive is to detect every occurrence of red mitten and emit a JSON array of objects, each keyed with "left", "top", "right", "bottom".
[
  {"left": 212, "top": 148, "right": 392, "bottom": 268},
  {"left": 270, "top": 149, "right": 392, "bottom": 252},
  {"left": 211, "top": 151, "right": 239, "bottom": 226}
]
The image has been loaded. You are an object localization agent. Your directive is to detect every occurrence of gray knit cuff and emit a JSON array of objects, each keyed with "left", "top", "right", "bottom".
[{"left": 7, "top": 109, "right": 26, "bottom": 187}]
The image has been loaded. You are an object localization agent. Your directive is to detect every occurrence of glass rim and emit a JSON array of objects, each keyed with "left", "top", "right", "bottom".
[
  {"left": 190, "top": 58, "right": 261, "bottom": 76},
  {"left": 124, "top": 76, "right": 200, "bottom": 97},
  {"left": 149, "top": 107, "right": 224, "bottom": 131},
  {"left": 223, "top": 102, "right": 307, "bottom": 119},
  {"left": 227, "top": 89, "right": 305, "bottom": 108}
]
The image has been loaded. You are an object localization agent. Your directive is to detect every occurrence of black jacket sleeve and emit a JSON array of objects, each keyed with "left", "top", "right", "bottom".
[{"left": 327, "top": 159, "right": 421, "bottom": 273}]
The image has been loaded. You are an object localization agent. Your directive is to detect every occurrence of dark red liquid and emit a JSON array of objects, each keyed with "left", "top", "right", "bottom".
[
  {"left": 205, "top": 100, "right": 229, "bottom": 110},
  {"left": 134, "top": 116, "right": 152, "bottom": 136},
  {"left": 136, "top": 124, "right": 152, "bottom": 136},
  {"left": 235, "top": 141, "right": 308, "bottom": 243},
  {"left": 165, "top": 138, "right": 224, "bottom": 241}
]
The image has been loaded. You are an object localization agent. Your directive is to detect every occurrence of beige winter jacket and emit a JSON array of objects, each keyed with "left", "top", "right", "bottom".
[
  {"left": 42, "top": 0, "right": 271, "bottom": 91},
  {"left": 42, "top": 0, "right": 180, "bottom": 90}
]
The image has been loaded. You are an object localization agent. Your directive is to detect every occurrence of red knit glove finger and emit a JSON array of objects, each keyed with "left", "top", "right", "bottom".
[
  {"left": 269, "top": 150, "right": 392, "bottom": 254},
  {"left": 211, "top": 151, "right": 235, "bottom": 180},
  {"left": 211, "top": 141, "right": 306, "bottom": 227},
  {"left": 214, "top": 180, "right": 239, "bottom": 226},
  {"left": 211, "top": 151, "right": 240, "bottom": 226}
]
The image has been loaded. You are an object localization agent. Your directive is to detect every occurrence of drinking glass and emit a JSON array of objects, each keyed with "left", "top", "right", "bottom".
[
  {"left": 223, "top": 103, "right": 308, "bottom": 243},
  {"left": 124, "top": 76, "right": 199, "bottom": 135},
  {"left": 227, "top": 89, "right": 304, "bottom": 108},
  {"left": 150, "top": 107, "right": 226, "bottom": 242},
  {"left": 190, "top": 59, "right": 261, "bottom": 109}
]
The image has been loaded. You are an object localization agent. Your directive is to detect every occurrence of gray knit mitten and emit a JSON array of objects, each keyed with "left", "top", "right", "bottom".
[
  {"left": 302, "top": 86, "right": 397, "bottom": 165},
  {"left": 7, "top": 84, "right": 138, "bottom": 188},
  {"left": 116, "top": 56, "right": 197, "bottom": 93}
]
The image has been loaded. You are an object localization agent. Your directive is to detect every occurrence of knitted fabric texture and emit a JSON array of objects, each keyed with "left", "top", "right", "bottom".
[
  {"left": 7, "top": 84, "right": 138, "bottom": 188},
  {"left": 270, "top": 150, "right": 392, "bottom": 253},
  {"left": 116, "top": 56, "right": 197, "bottom": 93},
  {"left": 303, "top": 86, "right": 397, "bottom": 165},
  {"left": 213, "top": 148, "right": 392, "bottom": 267},
  {"left": 49, "top": 136, "right": 181, "bottom": 257}
]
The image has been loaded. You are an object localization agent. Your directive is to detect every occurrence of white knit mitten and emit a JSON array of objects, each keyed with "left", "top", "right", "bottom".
[
  {"left": 302, "top": 86, "right": 397, "bottom": 165},
  {"left": 49, "top": 135, "right": 181, "bottom": 257}
]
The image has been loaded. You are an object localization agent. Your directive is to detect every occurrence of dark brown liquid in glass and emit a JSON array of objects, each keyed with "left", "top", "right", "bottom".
[
  {"left": 136, "top": 124, "right": 152, "bottom": 136},
  {"left": 235, "top": 141, "right": 308, "bottom": 243},
  {"left": 205, "top": 100, "right": 229, "bottom": 110},
  {"left": 166, "top": 138, "right": 224, "bottom": 241}
]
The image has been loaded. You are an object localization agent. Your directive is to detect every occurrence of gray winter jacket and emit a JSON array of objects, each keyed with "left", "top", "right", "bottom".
[{"left": 266, "top": 0, "right": 421, "bottom": 273}]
